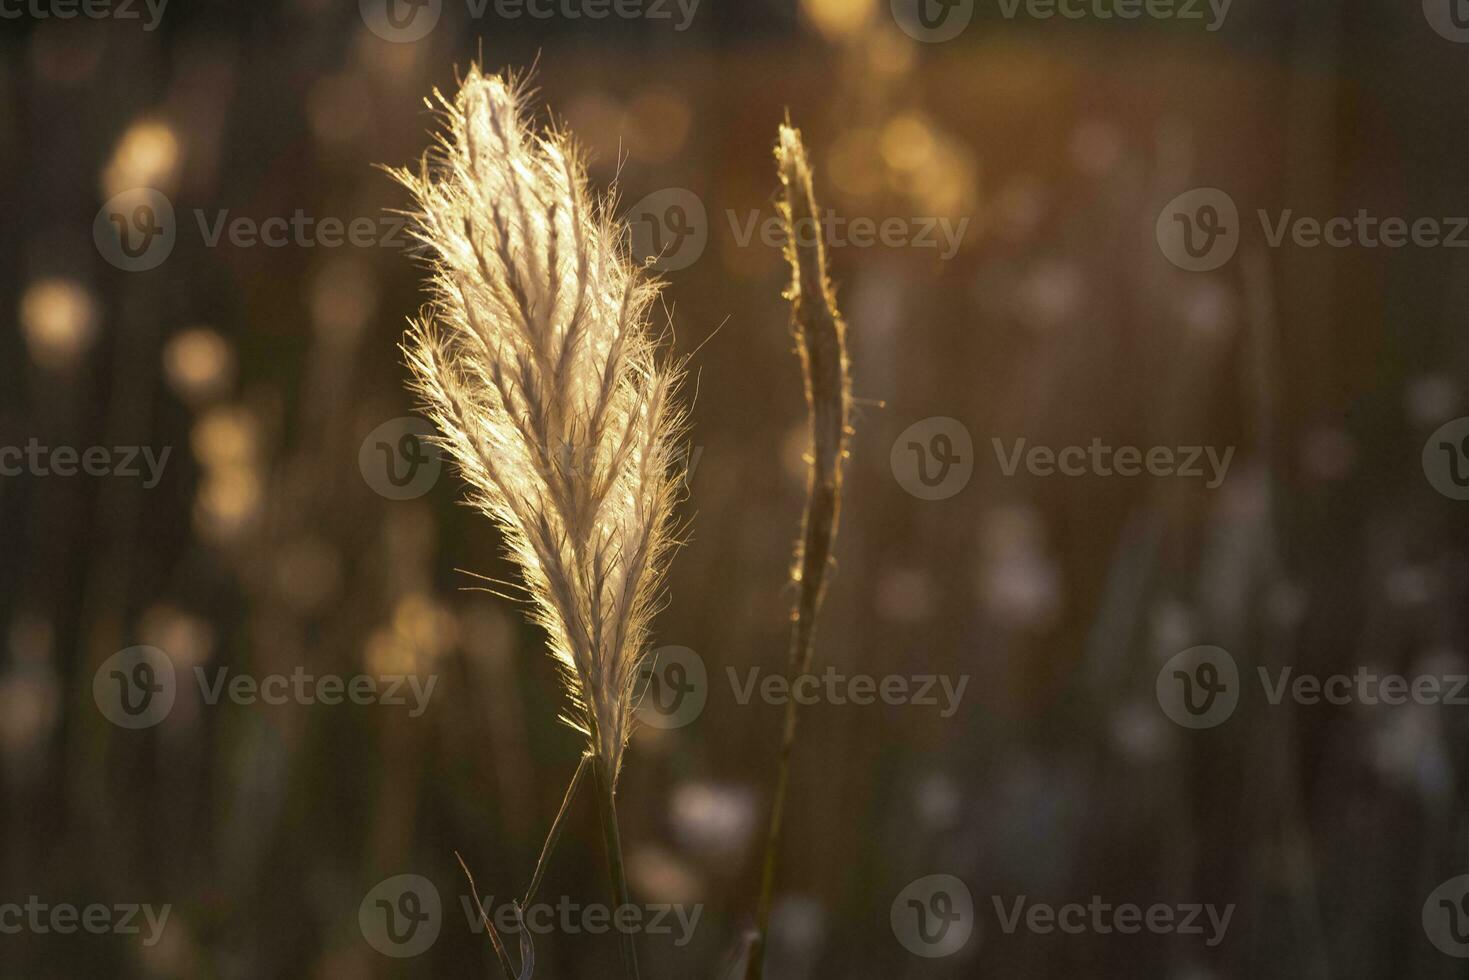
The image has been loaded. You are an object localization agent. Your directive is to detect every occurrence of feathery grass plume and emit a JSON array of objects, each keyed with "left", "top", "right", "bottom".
[
  {"left": 389, "top": 65, "right": 689, "bottom": 979},
  {"left": 390, "top": 66, "right": 686, "bottom": 786},
  {"left": 746, "top": 122, "right": 853, "bottom": 980}
]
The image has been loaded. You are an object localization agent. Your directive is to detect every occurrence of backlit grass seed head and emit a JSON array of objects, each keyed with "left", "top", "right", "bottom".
[{"left": 389, "top": 66, "right": 688, "bottom": 783}]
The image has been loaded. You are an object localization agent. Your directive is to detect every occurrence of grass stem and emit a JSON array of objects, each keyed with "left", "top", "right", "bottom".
[{"left": 594, "top": 756, "right": 640, "bottom": 980}]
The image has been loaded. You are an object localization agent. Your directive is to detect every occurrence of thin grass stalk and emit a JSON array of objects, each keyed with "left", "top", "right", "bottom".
[
  {"left": 746, "top": 122, "right": 852, "bottom": 980},
  {"left": 522, "top": 753, "right": 590, "bottom": 908},
  {"left": 593, "top": 756, "right": 640, "bottom": 979}
]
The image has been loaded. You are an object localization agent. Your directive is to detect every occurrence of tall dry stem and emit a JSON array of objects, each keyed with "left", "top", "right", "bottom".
[{"left": 746, "top": 122, "right": 853, "bottom": 980}]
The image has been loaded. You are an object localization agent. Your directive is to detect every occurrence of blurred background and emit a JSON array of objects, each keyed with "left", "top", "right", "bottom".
[{"left": 4, "top": 0, "right": 1469, "bottom": 976}]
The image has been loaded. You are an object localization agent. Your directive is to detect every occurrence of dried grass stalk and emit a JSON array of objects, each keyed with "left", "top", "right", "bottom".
[{"left": 747, "top": 122, "right": 853, "bottom": 980}]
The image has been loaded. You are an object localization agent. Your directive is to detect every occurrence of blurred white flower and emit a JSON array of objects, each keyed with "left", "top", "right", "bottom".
[{"left": 671, "top": 781, "right": 758, "bottom": 864}]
